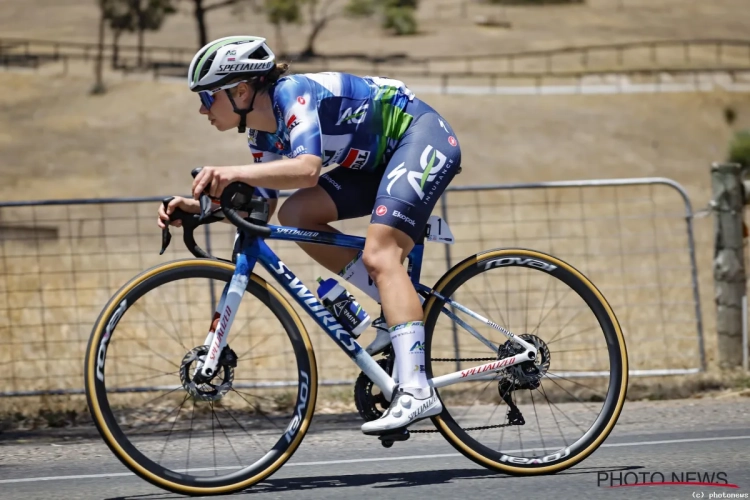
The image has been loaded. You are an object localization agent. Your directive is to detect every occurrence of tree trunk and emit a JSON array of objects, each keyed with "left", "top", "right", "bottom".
[
  {"left": 194, "top": 0, "right": 209, "bottom": 48},
  {"left": 274, "top": 22, "right": 286, "bottom": 59},
  {"left": 137, "top": 22, "right": 145, "bottom": 67},
  {"left": 92, "top": 1, "right": 106, "bottom": 94},
  {"left": 111, "top": 29, "right": 122, "bottom": 70},
  {"left": 301, "top": 18, "right": 328, "bottom": 58}
]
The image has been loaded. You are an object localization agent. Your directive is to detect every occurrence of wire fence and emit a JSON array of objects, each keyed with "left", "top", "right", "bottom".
[{"left": 0, "top": 178, "right": 708, "bottom": 401}]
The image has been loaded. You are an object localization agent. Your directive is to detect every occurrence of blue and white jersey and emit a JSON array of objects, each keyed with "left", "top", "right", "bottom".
[{"left": 247, "top": 72, "right": 417, "bottom": 172}]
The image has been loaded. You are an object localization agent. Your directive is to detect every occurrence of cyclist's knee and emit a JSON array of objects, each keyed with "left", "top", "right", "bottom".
[{"left": 362, "top": 238, "right": 405, "bottom": 281}]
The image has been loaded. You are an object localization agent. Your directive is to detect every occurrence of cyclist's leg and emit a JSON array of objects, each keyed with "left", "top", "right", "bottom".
[
  {"left": 361, "top": 100, "right": 462, "bottom": 433},
  {"left": 277, "top": 167, "right": 380, "bottom": 274}
]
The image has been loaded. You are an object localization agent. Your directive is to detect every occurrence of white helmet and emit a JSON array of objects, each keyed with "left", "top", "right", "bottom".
[{"left": 188, "top": 36, "right": 275, "bottom": 92}]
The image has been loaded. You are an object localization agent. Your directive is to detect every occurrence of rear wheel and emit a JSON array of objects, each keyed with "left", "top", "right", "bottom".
[
  {"left": 423, "top": 248, "right": 628, "bottom": 474},
  {"left": 84, "top": 259, "right": 317, "bottom": 496}
]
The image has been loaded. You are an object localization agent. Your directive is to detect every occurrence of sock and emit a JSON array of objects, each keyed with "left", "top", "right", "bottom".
[
  {"left": 389, "top": 321, "right": 429, "bottom": 398},
  {"left": 339, "top": 251, "right": 381, "bottom": 303}
]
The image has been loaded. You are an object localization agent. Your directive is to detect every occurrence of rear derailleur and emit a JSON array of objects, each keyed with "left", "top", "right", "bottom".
[{"left": 496, "top": 334, "right": 551, "bottom": 426}]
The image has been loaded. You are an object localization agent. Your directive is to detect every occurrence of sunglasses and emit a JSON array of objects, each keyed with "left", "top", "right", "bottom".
[{"left": 199, "top": 80, "right": 248, "bottom": 109}]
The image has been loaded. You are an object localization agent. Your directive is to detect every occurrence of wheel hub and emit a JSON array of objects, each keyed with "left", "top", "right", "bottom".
[{"left": 179, "top": 345, "right": 235, "bottom": 402}]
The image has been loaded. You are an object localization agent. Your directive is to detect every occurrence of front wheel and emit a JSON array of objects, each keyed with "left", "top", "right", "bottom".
[
  {"left": 423, "top": 248, "right": 628, "bottom": 475},
  {"left": 84, "top": 259, "right": 318, "bottom": 496}
]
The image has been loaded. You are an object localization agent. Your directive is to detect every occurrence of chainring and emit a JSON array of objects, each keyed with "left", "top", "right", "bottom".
[{"left": 354, "top": 357, "right": 392, "bottom": 422}]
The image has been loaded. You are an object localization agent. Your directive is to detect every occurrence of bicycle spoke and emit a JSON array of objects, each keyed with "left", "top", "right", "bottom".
[
  {"left": 529, "top": 390, "right": 548, "bottom": 455},
  {"left": 546, "top": 324, "right": 601, "bottom": 345},
  {"left": 156, "top": 394, "right": 190, "bottom": 466},
  {"left": 210, "top": 402, "right": 245, "bottom": 470}
]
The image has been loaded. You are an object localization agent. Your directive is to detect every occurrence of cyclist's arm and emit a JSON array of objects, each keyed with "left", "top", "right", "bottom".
[{"left": 228, "top": 76, "right": 324, "bottom": 190}]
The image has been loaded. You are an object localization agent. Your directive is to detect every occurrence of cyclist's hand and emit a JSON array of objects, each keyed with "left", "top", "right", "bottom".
[
  {"left": 157, "top": 197, "right": 200, "bottom": 229},
  {"left": 192, "top": 166, "right": 243, "bottom": 200}
]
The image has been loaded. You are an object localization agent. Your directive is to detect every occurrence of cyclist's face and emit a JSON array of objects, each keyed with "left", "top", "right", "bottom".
[{"left": 199, "top": 90, "right": 238, "bottom": 132}]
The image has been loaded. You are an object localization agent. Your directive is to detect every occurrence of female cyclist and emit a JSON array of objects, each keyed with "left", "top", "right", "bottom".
[{"left": 157, "top": 36, "right": 462, "bottom": 435}]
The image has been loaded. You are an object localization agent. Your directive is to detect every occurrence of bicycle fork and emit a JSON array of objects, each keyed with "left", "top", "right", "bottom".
[{"left": 194, "top": 254, "right": 250, "bottom": 381}]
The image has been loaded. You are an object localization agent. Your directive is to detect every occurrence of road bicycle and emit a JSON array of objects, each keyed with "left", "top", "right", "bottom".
[{"left": 84, "top": 173, "right": 628, "bottom": 496}]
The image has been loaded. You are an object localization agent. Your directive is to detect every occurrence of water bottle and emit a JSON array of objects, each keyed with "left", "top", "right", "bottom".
[{"left": 316, "top": 277, "right": 372, "bottom": 337}]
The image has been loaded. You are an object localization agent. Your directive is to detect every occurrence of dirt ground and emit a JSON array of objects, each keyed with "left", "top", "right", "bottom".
[{"left": 1, "top": 0, "right": 749, "bottom": 60}]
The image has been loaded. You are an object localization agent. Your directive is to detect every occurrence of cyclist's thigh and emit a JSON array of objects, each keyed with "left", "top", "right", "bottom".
[
  {"left": 277, "top": 185, "right": 338, "bottom": 226},
  {"left": 317, "top": 166, "right": 382, "bottom": 221},
  {"left": 371, "top": 101, "right": 462, "bottom": 242}
]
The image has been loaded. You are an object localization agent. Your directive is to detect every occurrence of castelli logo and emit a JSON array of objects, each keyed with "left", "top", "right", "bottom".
[
  {"left": 297, "top": 96, "right": 306, "bottom": 105},
  {"left": 448, "top": 136, "right": 457, "bottom": 147},
  {"left": 375, "top": 205, "right": 387, "bottom": 216},
  {"left": 275, "top": 141, "right": 284, "bottom": 150}
]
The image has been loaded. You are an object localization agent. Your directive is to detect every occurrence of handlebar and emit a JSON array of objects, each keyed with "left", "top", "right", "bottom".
[{"left": 159, "top": 168, "right": 271, "bottom": 258}]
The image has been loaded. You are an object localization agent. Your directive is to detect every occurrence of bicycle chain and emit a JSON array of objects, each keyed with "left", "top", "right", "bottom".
[{"left": 410, "top": 357, "right": 512, "bottom": 433}]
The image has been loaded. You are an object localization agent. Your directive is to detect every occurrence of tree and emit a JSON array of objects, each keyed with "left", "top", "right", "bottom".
[
  {"left": 103, "top": 0, "right": 137, "bottom": 69},
  {"left": 264, "top": 0, "right": 302, "bottom": 57},
  {"left": 190, "top": 0, "right": 249, "bottom": 48},
  {"left": 346, "top": 0, "right": 419, "bottom": 36},
  {"left": 92, "top": 0, "right": 107, "bottom": 94},
  {"left": 300, "top": 0, "right": 338, "bottom": 57},
  {"left": 129, "top": 0, "right": 177, "bottom": 68}
]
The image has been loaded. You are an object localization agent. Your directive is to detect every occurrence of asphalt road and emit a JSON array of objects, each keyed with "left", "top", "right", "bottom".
[{"left": 2, "top": 397, "right": 750, "bottom": 500}]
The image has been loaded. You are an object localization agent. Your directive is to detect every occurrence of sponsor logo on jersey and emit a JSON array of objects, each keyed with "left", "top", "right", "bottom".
[
  {"left": 393, "top": 210, "right": 416, "bottom": 227},
  {"left": 336, "top": 103, "right": 369, "bottom": 126},
  {"left": 297, "top": 96, "right": 306, "bottom": 105},
  {"left": 286, "top": 114, "right": 300, "bottom": 130},
  {"left": 291, "top": 145, "right": 306, "bottom": 158},
  {"left": 247, "top": 129, "right": 259, "bottom": 145},
  {"left": 386, "top": 145, "right": 451, "bottom": 204},
  {"left": 215, "top": 62, "right": 273, "bottom": 74},
  {"left": 448, "top": 136, "right": 457, "bottom": 147},
  {"left": 321, "top": 174, "right": 342, "bottom": 191},
  {"left": 275, "top": 141, "right": 284, "bottom": 150},
  {"left": 375, "top": 205, "right": 387, "bottom": 216},
  {"left": 252, "top": 152, "right": 263, "bottom": 163},
  {"left": 227, "top": 57, "right": 235, "bottom": 61},
  {"left": 340, "top": 148, "right": 370, "bottom": 169},
  {"left": 227, "top": 50, "right": 236, "bottom": 55}
]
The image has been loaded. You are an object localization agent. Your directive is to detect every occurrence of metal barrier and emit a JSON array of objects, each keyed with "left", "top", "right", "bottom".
[{"left": 0, "top": 178, "right": 705, "bottom": 398}]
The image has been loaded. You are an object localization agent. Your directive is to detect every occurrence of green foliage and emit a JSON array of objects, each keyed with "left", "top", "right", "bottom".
[
  {"left": 729, "top": 130, "right": 750, "bottom": 169},
  {"left": 384, "top": 6, "right": 417, "bottom": 35},
  {"left": 345, "top": 0, "right": 419, "bottom": 35},
  {"left": 264, "top": 0, "right": 303, "bottom": 25}
]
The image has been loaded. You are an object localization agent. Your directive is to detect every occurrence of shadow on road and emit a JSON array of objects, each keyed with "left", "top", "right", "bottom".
[{"left": 106, "top": 465, "right": 643, "bottom": 499}]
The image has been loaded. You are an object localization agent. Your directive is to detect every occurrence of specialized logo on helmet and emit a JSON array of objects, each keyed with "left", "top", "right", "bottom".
[{"left": 216, "top": 61, "right": 273, "bottom": 75}]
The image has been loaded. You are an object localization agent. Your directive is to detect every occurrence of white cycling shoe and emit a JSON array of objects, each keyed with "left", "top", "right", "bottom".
[{"left": 361, "top": 386, "right": 442, "bottom": 435}]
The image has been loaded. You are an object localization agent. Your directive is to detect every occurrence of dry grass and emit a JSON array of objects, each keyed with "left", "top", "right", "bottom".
[{"left": 2, "top": 0, "right": 749, "bottom": 416}]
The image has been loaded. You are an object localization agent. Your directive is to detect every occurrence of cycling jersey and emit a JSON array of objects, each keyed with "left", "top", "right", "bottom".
[{"left": 247, "top": 72, "right": 416, "bottom": 171}]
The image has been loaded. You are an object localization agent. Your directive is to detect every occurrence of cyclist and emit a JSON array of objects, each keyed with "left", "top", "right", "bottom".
[{"left": 157, "top": 36, "right": 462, "bottom": 435}]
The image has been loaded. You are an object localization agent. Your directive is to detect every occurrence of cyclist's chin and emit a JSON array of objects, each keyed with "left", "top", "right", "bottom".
[{"left": 211, "top": 120, "right": 234, "bottom": 132}]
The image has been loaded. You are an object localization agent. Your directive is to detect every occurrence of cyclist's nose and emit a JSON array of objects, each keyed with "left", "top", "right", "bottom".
[{"left": 199, "top": 104, "right": 208, "bottom": 115}]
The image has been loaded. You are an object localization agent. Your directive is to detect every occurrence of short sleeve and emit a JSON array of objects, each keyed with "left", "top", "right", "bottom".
[{"left": 273, "top": 77, "right": 322, "bottom": 158}]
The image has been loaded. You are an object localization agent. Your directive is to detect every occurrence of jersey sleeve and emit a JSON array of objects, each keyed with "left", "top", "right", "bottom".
[
  {"left": 248, "top": 145, "right": 280, "bottom": 199},
  {"left": 274, "top": 77, "right": 322, "bottom": 158}
]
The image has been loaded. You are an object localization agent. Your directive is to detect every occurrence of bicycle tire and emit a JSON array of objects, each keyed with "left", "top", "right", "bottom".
[
  {"left": 423, "top": 248, "right": 628, "bottom": 475},
  {"left": 84, "top": 259, "right": 318, "bottom": 496}
]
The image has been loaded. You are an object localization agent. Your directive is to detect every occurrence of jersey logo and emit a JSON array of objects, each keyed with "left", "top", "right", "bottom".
[
  {"left": 286, "top": 114, "right": 300, "bottom": 131},
  {"left": 252, "top": 152, "right": 263, "bottom": 163},
  {"left": 336, "top": 103, "right": 369, "bottom": 126},
  {"left": 340, "top": 148, "right": 370, "bottom": 169},
  {"left": 386, "top": 145, "right": 449, "bottom": 201}
]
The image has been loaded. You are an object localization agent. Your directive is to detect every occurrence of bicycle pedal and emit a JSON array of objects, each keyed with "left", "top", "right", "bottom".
[{"left": 378, "top": 427, "right": 410, "bottom": 448}]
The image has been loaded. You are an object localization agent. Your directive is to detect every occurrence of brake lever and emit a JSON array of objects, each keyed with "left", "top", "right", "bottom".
[
  {"left": 159, "top": 197, "right": 174, "bottom": 255},
  {"left": 191, "top": 167, "right": 215, "bottom": 222}
]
